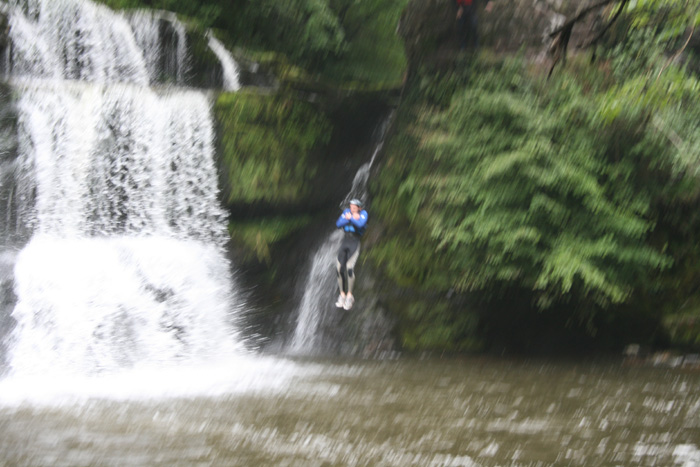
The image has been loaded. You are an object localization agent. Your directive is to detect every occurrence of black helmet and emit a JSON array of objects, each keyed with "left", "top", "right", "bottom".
[{"left": 349, "top": 198, "right": 363, "bottom": 207}]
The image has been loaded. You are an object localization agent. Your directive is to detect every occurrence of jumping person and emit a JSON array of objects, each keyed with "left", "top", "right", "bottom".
[{"left": 335, "top": 199, "right": 368, "bottom": 310}]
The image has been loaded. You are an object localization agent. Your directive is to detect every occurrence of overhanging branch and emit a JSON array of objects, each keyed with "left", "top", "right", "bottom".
[
  {"left": 580, "top": 0, "right": 629, "bottom": 48},
  {"left": 548, "top": 0, "right": 618, "bottom": 38},
  {"left": 547, "top": 0, "right": 629, "bottom": 77}
]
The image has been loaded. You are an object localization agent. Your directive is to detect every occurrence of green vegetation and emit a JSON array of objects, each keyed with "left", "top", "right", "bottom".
[
  {"left": 370, "top": 1, "right": 700, "bottom": 350},
  {"left": 319, "top": 0, "right": 410, "bottom": 85},
  {"left": 96, "top": 0, "right": 223, "bottom": 27},
  {"left": 97, "top": 0, "right": 409, "bottom": 88},
  {"left": 399, "top": 300, "right": 482, "bottom": 352},
  {"left": 214, "top": 91, "right": 331, "bottom": 206},
  {"left": 228, "top": 216, "right": 312, "bottom": 264},
  {"left": 97, "top": 0, "right": 700, "bottom": 352}
]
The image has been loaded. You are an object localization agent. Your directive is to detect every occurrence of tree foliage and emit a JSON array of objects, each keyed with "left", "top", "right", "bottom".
[
  {"left": 372, "top": 45, "right": 699, "bottom": 320},
  {"left": 374, "top": 60, "right": 670, "bottom": 307},
  {"left": 98, "top": 0, "right": 409, "bottom": 85},
  {"left": 366, "top": 0, "right": 700, "bottom": 353},
  {"left": 548, "top": 0, "right": 699, "bottom": 72}
]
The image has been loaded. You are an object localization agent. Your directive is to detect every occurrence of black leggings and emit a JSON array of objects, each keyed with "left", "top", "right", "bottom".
[
  {"left": 457, "top": 6, "right": 479, "bottom": 49},
  {"left": 336, "top": 235, "right": 361, "bottom": 294}
]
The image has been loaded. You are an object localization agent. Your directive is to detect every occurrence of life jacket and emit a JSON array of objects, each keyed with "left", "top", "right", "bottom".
[
  {"left": 337, "top": 209, "right": 368, "bottom": 237},
  {"left": 343, "top": 223, "right": 366, "bottom": 237}
]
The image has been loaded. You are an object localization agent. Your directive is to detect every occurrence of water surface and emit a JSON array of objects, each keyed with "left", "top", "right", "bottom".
[{"left": 1, "top": 356, "right": 698, "bottom": 466}]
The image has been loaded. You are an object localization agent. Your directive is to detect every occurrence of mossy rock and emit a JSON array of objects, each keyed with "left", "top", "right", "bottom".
[
  {"left": 185, "top": 29, "right": 224, "bottom": 89},
  {"left": 214, "top": 90, "right": 332, "bottom": 210},
  {"left": 228, "top": 215, "right": 313, "bottom": 265},
  {"left": 664, "top": 308, "right": 700, "bottom": 351}
]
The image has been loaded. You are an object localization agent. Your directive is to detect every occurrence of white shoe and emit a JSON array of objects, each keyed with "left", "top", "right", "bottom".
[
  {"left": 335, "top": 295, "right": 345, "bottom": 308},
  {"left": 343, "top": 295, "right": 354, "bottom": 310}
]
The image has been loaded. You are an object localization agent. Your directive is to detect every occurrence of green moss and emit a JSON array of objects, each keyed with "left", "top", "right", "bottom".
[
  {"left": 661, "top": 293, "right": 700, "bottom": 349},
  {"left": 214, "top": 90, "right": 331, "bottom": 206},
  {"left": 229, "top": 215, "right": 312, "bottom": 263},
  {"left": 319, "top": 0, "right": 410, "bottom": 88},
  {"left": 399, "top": 301, "right": 482, "bottom": 352}
]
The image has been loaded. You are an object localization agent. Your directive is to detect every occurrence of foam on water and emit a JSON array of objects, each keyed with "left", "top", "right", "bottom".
[
  {"left": 0, "top": 355, "right": 313, "bottom": 406},
  {"left": 7, "top": 235, "right": 241, "bottom": 376}
]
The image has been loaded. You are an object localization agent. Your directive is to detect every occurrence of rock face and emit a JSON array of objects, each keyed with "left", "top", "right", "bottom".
[{"left": 398, "top": 0, "right": 599, "bottom": 72}]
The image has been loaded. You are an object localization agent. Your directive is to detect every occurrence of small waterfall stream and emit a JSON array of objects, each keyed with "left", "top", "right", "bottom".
[
  {"left": 207, "top": 33, "right": 241, "bottom": 91},
  {"left": 289, "top": 116, "right": 391, "bottom": 355},
  {"left": 0, "top": 0, "right": 244, "bottom": 380}
]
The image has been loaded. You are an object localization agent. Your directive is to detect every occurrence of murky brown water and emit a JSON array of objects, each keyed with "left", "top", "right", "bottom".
[{"left": 1, "top": 356, "right": 699, "bottom": 466}]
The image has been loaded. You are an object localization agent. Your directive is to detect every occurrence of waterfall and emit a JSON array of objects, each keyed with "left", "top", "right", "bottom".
[
  {"left": 289, "top": 117, "right": 391, "bottom": 354},
  {"left": 288, "top": 230, "right": 343, "bottom": 353},
  {"left": 0, "top": 0, "right": 246, "bottom": 378},
  {"left": 4, "top": 0, "right": 241, "bottom": 88},
  {"left": 207, "top": 33, "right": 241, "bottom": 91},
  {"left": 127, "top": 11, "right": 163, "bottom": 84},
  {"left": 7, "top": 0, "right": 150, "bottom": 84}
]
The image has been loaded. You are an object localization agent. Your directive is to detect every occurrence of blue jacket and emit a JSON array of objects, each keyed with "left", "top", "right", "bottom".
[{"left": 336, "top": 209, "right": 368, "bottom": 236}]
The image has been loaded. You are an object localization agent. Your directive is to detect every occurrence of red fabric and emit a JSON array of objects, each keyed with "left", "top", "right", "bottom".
[{"left": 456, "top": 0, "right": 473, "bottom": 6}]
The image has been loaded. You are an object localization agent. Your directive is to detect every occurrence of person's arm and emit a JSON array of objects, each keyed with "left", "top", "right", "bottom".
[
  {"left": 336, "top": 210, "right": 351, "bottom": 228},
  {"left": 348, "top": 210, "right": 368, "bottom": 230}
]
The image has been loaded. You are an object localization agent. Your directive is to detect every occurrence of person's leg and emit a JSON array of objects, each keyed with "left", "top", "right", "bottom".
[
  {"left": 345, "top": 246, "right": 361, "bottom": 296},
  {"left": 343, "top": 240, "right": 360, "bottom": 310},
  {"left": 470, "top": 11, "right": 479, "bottom": 49},
  {"left": 336, "top": 247, "right": 349, "bottom": 307},
  {"left": 457, "top": 14, "right": 468, "bottom": 50},
  {"left": 336, "top": 257, "right": 346, "bottom": 294}
]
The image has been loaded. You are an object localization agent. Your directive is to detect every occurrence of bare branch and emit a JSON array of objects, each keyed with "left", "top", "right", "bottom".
[
  {"left": 656, "top": 24, "right": 696, "bottom": 81},
  {"left": 579, "top": 0, "right": 629, "bottom": 48},
  {"left": 547, "top": 0, "right": 629, "bottom": 77},
  {"left": 548, "top": 0, "right": 618, "bottom": 38}
]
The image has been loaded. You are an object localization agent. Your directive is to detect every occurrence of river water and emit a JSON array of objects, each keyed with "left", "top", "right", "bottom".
[{"left": 1, "top": 356, "right": 698, "bottom": 466}]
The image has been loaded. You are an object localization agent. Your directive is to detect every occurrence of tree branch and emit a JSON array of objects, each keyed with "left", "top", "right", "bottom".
[
  {"left": 579, "top": 0, "right": 629, "bottom": 48},
  {"left": 656, "top": 24, "right": 696, "bottom": 82},
  {"left": 547, "top": 0, "right": 628, "bottom": 77},
  {"left": 548, "top": 0, "right": 618, "bottom": 38}
]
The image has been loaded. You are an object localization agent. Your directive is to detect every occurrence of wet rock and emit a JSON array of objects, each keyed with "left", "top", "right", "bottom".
[{"left": 398, "top": 0, "right": 600, "bottom": 74}]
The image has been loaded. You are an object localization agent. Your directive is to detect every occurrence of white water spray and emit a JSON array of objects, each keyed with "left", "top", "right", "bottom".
[
  {"left": 0, "top": 0, "right": 246, "bottom": 383},
  {"left": 289, "top": 230, "right": 344, "bottom": 353},
  {"left": 127, "top": 10, "right": 163, "bottom": 84},
  {"left": 8, "top": 0, "right": 150, "bottom": 84}
]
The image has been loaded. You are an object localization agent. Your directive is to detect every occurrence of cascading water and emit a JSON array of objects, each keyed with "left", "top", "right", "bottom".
[
  {"left": 7, "top": 0, "right": 149, "bottom": 84},
  {"left": 289, "top": 116, "right": 392, "bottom": 355},
  {"left": 207, "top": 33, "right": 241, "bottom": 92},
  {"left": 0, "top": 0, "right": 247, "bottom": 383},
  {"left": 126, "top": 9, "right": 189, "bottom": 86}
]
